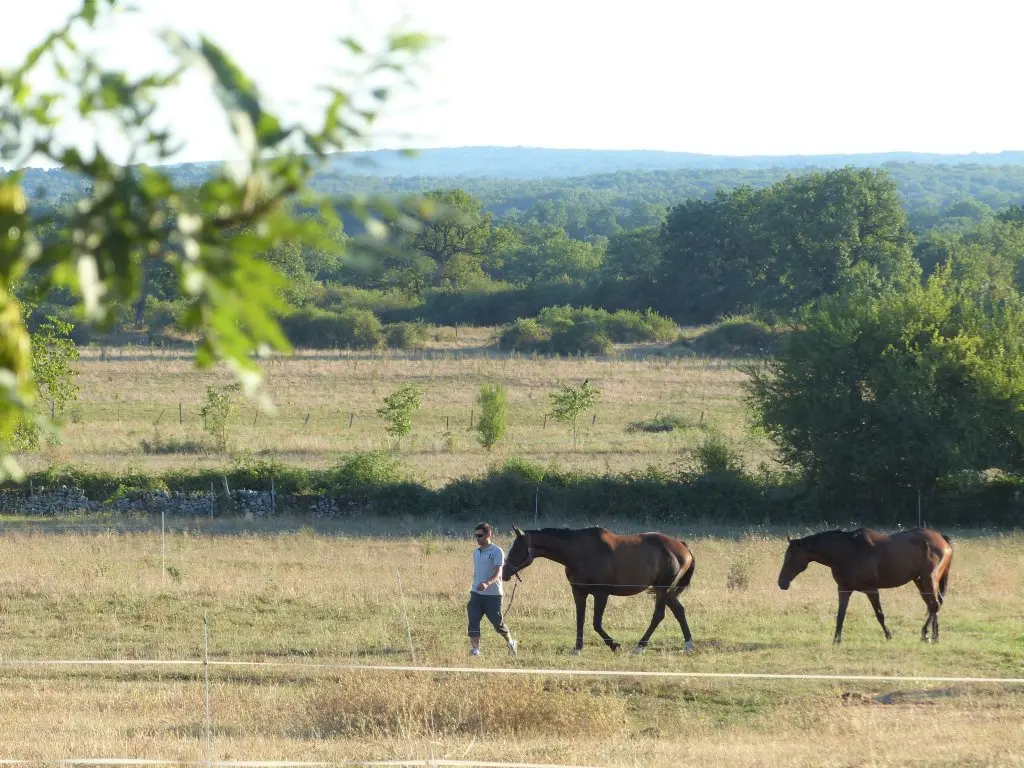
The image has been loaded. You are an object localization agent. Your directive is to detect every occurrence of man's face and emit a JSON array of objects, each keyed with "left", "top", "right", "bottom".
[{"left": 474, "top": 528, "right": 490, "bottom": 547}]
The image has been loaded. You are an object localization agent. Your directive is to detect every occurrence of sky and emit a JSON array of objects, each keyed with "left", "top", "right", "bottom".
[{"left": 4, "top": 0, "right": 1024, "bottom": 166}]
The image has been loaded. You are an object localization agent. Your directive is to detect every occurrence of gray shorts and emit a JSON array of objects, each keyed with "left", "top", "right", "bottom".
[{"left": 467, "top": 591, "right": 509, "bottom": 638}]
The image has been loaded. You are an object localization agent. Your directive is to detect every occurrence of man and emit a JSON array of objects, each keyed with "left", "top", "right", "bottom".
[{"left": 467, "top": 522, "right": 517, "bottom": 657}]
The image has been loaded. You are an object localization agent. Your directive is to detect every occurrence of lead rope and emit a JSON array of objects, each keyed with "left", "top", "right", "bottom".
[{"left": 503, "top": 572, "right": 523, "bottom": 621}]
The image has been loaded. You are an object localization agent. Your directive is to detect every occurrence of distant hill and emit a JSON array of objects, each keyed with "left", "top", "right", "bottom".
[
  {"left": 11, "top": 146, "right": 1024, "bottom": 214},
  {"left": 323, "top": 146, "right": 1024, "bottom": 179}
]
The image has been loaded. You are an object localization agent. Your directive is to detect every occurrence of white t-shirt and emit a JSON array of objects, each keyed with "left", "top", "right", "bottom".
[{"left": 472, "top": 543, "right": 504, "bottom": 596}]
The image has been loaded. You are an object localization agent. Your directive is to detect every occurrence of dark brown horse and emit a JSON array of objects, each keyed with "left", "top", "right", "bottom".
[
  {"left": 501, "top": 526, "right": 696, "bottom": 654},
  {"left": 777, "top": 527, "right": 953, "bottom": 644}
]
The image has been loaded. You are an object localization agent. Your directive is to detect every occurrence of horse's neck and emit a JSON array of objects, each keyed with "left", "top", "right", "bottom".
[
  {"left": 804, "top": 535, "right": 845, "bottom": 567},
  {"left": 530, "top": 532, "right": 573, "bottom": 567}
]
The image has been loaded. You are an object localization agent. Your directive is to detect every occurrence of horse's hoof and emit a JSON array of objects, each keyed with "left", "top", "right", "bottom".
[
  {"left": 682, "top": 640, "right": 694, "bottom": 655},
  {"left": 632, "top": 645, "right": 646, "bottom": 655},
  {"left": 570, "top": 648, "right": 582, "bottom": 656},
  {"left": 609, "top": 643, "right": 621, "bottom": 653}
]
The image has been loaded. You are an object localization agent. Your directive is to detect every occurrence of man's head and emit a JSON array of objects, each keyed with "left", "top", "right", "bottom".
[{"left": 473, "top": 522, "right": 492, "bottom": 547}]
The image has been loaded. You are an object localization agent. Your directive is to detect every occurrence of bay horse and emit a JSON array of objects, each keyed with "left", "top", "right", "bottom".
[
  {"left": 777, "top": 527, "right": 953, "bottom": 645},
  {"left": 501, "top": 526, "right": 696, "bottom": 655}
]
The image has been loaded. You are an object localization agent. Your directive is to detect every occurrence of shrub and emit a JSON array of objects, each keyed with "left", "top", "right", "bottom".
[
  {"left": 376, "top": 383, "right": 423, "bottom": 448},
  {"left": 476, "top": 383, "right": 508, "bottom": 451},
  {"left": 548, "top": 379, "right": 601, "bottom": 447},
  {"left": 199, "top": 383, "right": 242, "bottom": 453},
  {"left": 687, "top": 315, "right": 780, "bottom": 357},
  {"left": 626, "top": 415, "right": 688, "bottom": 433},
  {"left": 327, "top": 451, "right": 408, "bottom": 491},
  {"left": 498, "top": 456, "right": 548, "bottom": 483},
  {"left": 280, "top": 307, "right": 383, "bottom": 349},
  {"left": 498, "top": 306, "right": 678, "bottom": 356},
  {"left": 384, "top": 321, "right": 430, "bottom": 350},
  {"left": 142, "top": 297, "right": 185, "bottom": 338},
  {"left": 687, "top": 432, "right": 745, "bottom": 476},
  {"left": 497, "top": 318, "right": 551, "bottom": 351}
]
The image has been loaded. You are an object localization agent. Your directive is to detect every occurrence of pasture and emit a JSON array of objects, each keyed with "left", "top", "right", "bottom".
[
  {"left": 0, "top": 518, "right": 1021, "bottom": 766},
  {"left": 28, "top": 333, "right": 768, "bottom": 484},
  {"left": 4, "top": 340, "right": 1023, "bottom": 766}
]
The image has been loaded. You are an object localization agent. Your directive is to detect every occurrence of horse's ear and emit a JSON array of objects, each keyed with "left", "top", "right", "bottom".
[
  {"left": 787, "top": 536, "right": 793, "bottom": 544},
  {"left": 512, "top": 525, "right": 524, "bottom": 538}
]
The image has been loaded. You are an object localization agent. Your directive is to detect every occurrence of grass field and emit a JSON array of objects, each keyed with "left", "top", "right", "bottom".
[
  {"left": 5, "top": 339, "right": 1023, "bottom": 766},
  {"left": 23, "top": 335, "right": 771, "bottom": 486},
  {"left": 0, "top": 517, "right": 1021, "bottom": 766}
]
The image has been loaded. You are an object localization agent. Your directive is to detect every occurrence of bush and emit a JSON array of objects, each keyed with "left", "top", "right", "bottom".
[
  {"left": 142, "top": 297, "right": 185, "bottom": 338},
  {"left": 327, "top": 451, "right": 408, "bottom": 492},
  {"left": 199, "top": 382, "right": 242, "bottom": 453},
  {"left": 626, "top": 415, "right": 688, "bottom": 433},
  {"left": 497, "top": 318, "right": 551, "bottom": 352},
  {"left": 686, "top": 433, "right": 745, "bottom": 477},
  {"left": 376, "top": 384, "right": 423, "bottom": 448},
  {"left": 280, "top": 307, "right": 383, "bottom": 349},
  {"left": 686, "top": 316, "right": 781, "bottom": 357},
  {"left": 384, "top": 321, "right": 430, "bottom": 350},
  {"left": 497, "top": 306, "right": 678, "bottom": 356},
  {"left": 476, "top": 383, "right": 508, "bottom": 451}
]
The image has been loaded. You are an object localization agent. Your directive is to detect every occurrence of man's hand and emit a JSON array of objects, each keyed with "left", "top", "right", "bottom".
[{"left": 477, "top": 581, "right": 489, "bottom": 591}]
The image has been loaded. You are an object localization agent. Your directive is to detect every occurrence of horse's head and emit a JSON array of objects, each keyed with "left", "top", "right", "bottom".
[
  {"left": 502, "top": 526, "right": 534, "bottom": 581},
  {"left": 778, "top": 537, "right": 810, "bottom": 590}
]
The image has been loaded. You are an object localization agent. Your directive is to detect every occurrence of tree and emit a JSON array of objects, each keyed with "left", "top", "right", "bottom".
[
  {"left": 658, "top": 169, "right": 919, "bottom": 323},
  {"left": 9, "top": 314, "right": 80, "bottom": 451},
  {"left": 377, "top": 383, "right": 423, "bottom": 449},
  {"left": 199, "top": 382, "right": 242, "bottom": 453},
  {"left": 401, "top": 188, "right": 518, "bottom": 293},
  {"left": 501, "top": 225, "right": 604, "bottom": 285},
  {"left": 603, "top": 225, "right": 662, "bottom": 284},
  {"left": 476, "top": 383, "right": 508, "bottom": 451},
  {"left": 744, "top": 272, "right": 1024, "bottom": 514},
  {"left": 548, "top": 379, "right": 601, "bottom": 447},
  {"left": 0, "top": 0, "right": 432, "bottom": 479}
]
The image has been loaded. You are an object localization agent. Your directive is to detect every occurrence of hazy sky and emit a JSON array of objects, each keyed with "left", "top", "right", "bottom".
[{"left": 6, "top": 0, "right": 1024, "bottom": 164}]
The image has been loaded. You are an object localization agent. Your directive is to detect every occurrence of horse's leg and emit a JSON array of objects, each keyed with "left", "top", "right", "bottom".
[
  {"left": 571, "top": 587, "right": 587, "bottom": 655},
  {"left": 833, "top": 587, "right": 851, "bottom": 645},
  {"left": 591, "top": 591, "right": 620, "bottom": 652},
  {"left": 865, "top": 590, "right": 892, "bottom": 640},
  {"left": 634, "top": 590, "right": 667, "bottom": 654},
  {"left": 914, "top": 576, "right": 937, "bottom": 642},
  {"left": 666, "top": 592, "right": 694, "bottom": 654},
  {"left": 929, "top": 566, "right": 945, "bottom": 642}
]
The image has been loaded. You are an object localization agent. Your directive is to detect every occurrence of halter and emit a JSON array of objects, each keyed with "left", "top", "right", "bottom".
[
  {"left": 502, "top": 531, "right": 533, "bottom": 619},
  {"left": 504, "top": 531, "right": 535, "bottom": 581}
]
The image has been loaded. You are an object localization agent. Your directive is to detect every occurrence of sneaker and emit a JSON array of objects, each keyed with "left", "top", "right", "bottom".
[
  {"left": 469, "top": 647, "right": 481, "bottom": 656},
  {"left": 507, "top": 639, "right": 517, "bottom": 657}
]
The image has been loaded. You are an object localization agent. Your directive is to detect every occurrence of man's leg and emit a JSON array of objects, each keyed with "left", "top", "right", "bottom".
[
  {"left": 483, "top": 595, "right": 516, "bottom": 654},
  {"left": 467, "top": 592, "right": 484, "bottom": 653}
]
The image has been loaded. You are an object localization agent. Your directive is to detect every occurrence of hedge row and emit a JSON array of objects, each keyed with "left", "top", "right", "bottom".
[{"left": 6, "top": 454, "right": 1024, "bottom": 527}]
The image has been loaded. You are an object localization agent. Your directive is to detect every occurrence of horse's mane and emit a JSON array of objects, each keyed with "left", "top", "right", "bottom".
[
  {"left": 794, "top": 528, "right": 866, "bottom": 546},
  {"left": 532, "top": 526, "right": 606, "bottom": 539}
]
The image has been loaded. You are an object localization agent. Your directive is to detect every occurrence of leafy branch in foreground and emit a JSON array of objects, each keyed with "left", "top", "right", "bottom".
[{"left": 0, "top": 0, "right": 434, "bottom": 479}]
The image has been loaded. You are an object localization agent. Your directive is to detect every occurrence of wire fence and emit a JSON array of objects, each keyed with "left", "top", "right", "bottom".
[{"left": 2, "top": 761, "right": 605, "bottom": 767}]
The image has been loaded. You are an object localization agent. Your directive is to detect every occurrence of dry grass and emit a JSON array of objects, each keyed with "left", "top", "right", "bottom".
[
  {"left": 0, "top": 520, "right": 1020, "bottom": 766},
  {"left": 26, "top": 342, "right": 766, "bottom": 485}
]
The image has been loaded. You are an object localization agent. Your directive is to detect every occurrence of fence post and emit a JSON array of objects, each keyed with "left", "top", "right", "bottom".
[
  {"left": 271, "top": 477, "right": 276, "bottom": 516},
  {"left": 179, "top": 403, "right": 183, "bottom": 424},
  {"left": 203, "top": 612, "right": 213, "bottom": 765},
  {"left": 397, "top": 570, "right": 416, "bottom": 664},
  {"left": 349, "top": 412, "right": 355, "bottom": 428},
  {"left": 161, "top": 506, "right": 166, "bottom": 585}
]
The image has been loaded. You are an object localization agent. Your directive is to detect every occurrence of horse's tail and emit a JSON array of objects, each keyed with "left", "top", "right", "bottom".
[
  {"left": 669, "top": 545, "right": 695, "bottom": 596},
  {"left": 938, "top": 534, "right": 952, "bottom": 604}
]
